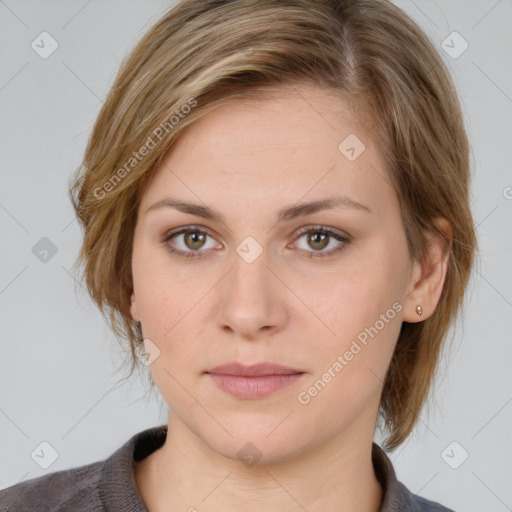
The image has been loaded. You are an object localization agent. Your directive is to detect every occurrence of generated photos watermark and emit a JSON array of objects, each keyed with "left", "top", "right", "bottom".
[
  {"left": 297, "top": 301, "right": 403, "bottom": 405},
  {"left": 93, "top": 97, "right": 197, "bottom": 199}
]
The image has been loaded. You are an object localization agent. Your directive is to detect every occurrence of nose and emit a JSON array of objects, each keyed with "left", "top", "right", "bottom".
[{"left": 214, "top": 248, "right": 289, "bottom": 340}]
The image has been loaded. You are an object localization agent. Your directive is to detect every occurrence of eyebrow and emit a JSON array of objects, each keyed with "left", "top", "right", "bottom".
[{"left": 145, "top": 194, "right": 372, "bottom": 222}]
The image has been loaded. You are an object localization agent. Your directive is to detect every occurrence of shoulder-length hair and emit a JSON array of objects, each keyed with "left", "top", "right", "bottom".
[{"left": 68, "top": 0, "right": 478, "bottom": 451}]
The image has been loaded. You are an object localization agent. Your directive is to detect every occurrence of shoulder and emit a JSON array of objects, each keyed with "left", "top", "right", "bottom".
[
  {"left": 0, "top": 460, "right": 103, "bottom": 512},
  {"left": 371, "top": 443, "right": 457, "bottom": 512},
  {"left": 392, "top": 479, "right": 456, "bottom": 512},
  {"left": 412, "top": 491, "right": 456, "bottom": 512},
  {"left": 0, "top": 426, "right": 167, "bottom": 512}
]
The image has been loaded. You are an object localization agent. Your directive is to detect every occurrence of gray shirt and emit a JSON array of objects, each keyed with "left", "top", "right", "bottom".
[{"left": 0, "top": 425, "right": 455, "bottom": 511}]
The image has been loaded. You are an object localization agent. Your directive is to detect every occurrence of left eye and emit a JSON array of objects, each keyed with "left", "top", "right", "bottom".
[
  {"left": 160, "top": 225, "right": 350, "bottom": 259},
  {"left": 291, "top": 226, "right": 350, "bottom": 258}
]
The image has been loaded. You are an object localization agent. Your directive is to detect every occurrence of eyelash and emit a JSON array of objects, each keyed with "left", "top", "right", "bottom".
[{"left": 159, "top": 225, "right": 350, "bottom": 260}]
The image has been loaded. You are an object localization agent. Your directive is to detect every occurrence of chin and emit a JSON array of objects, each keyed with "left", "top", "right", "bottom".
[{"left": 203, "top": 422, "right": 309, "bottom": 467}]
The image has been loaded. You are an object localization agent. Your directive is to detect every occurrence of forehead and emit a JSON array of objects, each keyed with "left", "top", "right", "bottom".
[
  {"left": 177, "top": 85, "right": 368, "bottom": 155},
  {"left": 140, "top": 85, "right": 395, "bottom": 220}
]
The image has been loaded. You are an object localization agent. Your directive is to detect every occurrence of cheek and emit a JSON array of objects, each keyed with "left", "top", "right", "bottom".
[
  {"left": 296, "top": 279, "right": 402, "bottom": 428},
  {"left": 306, "top": 254, "right": 404, "bottom": 377},
  {"left": 132, "top": 253, "right": 212, "bottom": 368},
  {"left": 314, "top": 272, "right": 392, "bottom": 332},
  {"left": 131, "top": 245, "right": 176, "bottom": 338}
]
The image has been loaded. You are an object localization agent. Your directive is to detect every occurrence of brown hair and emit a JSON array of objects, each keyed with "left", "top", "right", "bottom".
[{"left": 68, "top": 0, "right": 478, "bottom": 451}]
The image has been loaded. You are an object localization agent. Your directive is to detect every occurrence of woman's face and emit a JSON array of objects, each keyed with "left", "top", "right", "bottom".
[{"left": 130, "top": 85, "right": 422, "bottom": 463}]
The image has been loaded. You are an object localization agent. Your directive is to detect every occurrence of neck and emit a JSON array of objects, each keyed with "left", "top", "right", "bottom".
[{"left": 135, "top": 413, "right": 383, "bottom": 512}]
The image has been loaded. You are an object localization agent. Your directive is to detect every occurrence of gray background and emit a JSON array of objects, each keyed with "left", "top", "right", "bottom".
[{"left": 0, "top": 1, "right": 511, "bottom": 510}]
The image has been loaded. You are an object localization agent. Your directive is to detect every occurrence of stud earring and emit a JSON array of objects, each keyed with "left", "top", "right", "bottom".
[{"left": 416, "top": 305, "right": 423, "bottom": 316}]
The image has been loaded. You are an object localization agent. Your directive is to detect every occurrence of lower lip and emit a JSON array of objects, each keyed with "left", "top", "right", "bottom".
[{"left": 207, "top": 373, "right": 305, "bottom": 399}]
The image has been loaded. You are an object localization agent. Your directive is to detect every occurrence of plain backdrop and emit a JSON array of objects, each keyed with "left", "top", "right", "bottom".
[{"left": 0, "top": 1, "right": 511, "bottom": 511}]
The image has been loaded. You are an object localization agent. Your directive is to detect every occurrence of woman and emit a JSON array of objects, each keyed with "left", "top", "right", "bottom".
[{"left": 0, "top": 0, "right": 476, "bottom": 511}]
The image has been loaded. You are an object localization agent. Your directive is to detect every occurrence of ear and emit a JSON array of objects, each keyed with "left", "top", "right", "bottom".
[
  {"left": 130, "top": 291, "right": 141, "bottom": 322},
  {"left": 402, "top": 217, "right": 453, "bottom": 323}
]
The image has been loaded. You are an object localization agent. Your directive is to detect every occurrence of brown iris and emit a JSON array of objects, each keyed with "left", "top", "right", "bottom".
[
  {"left": 307, "top": 232, "right": 329, "bottom": 251},
  {"left": 184, "top": 231, "right": 207, "bottom": 250}
]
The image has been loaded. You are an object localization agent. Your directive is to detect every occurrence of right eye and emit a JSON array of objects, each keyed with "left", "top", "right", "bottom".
[{"left": 160, "top": 226, "right": 220, "bottom": 258}]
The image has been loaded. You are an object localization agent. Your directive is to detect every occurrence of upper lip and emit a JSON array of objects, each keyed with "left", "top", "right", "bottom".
[{"left": 206, "top": 362, "right": 303, "bottom": 377}]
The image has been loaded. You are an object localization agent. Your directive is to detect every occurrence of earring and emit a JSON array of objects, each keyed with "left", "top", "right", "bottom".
[{"left": 416, "top": 305, "right": 423, "bottom": 317}]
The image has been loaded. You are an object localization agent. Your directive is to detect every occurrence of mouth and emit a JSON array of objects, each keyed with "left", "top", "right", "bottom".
[
  {"left": 205, "top": 362, "right": 305, "bottom": 399},
  {"left": 205, "top": 361, "right": 304, "bottom": 377}
]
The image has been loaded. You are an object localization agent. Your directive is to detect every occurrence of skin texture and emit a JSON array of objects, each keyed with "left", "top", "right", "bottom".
[{"left": 129, "top": 84, "right": 452, "bottom": 512}]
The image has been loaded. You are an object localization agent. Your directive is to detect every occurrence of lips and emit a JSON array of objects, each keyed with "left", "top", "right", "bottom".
[
  {"left": 206, "top": 362, "right": 303, "bottom": 377},
  {"left": 205, "top": 362, "right": 305, "bottom": 399}
]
